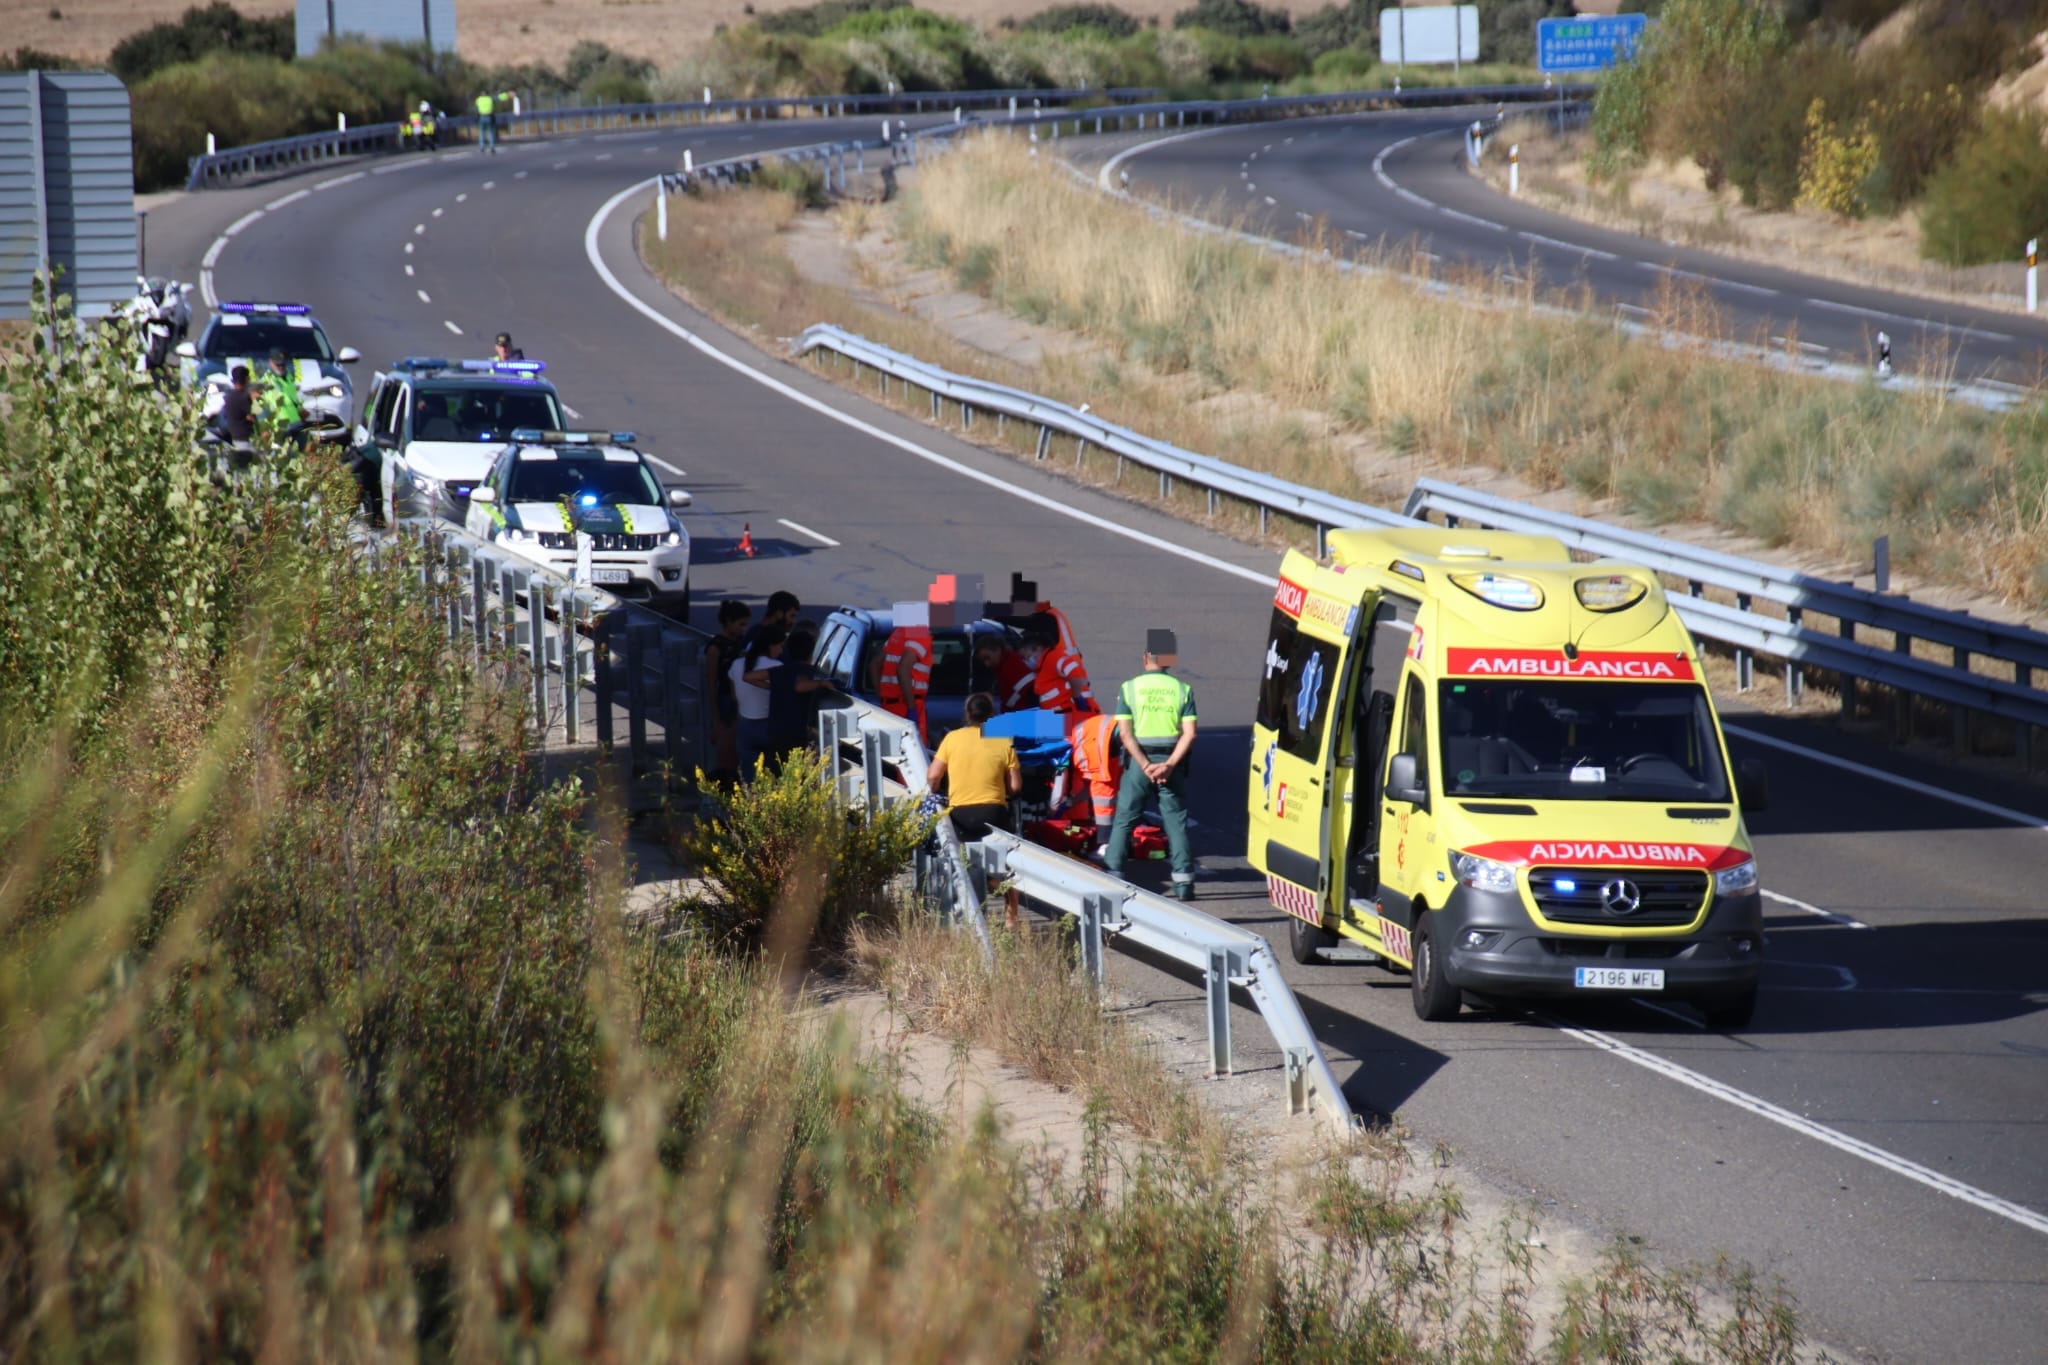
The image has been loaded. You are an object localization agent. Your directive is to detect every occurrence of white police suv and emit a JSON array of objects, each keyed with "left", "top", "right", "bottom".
[
  {"left": 465, "top": 430, "right": 694, "bottom": 613},
  {"left": 354, "top": 357, "right": 567, "bottom": 523},
  {"left": 176, "top": 301, "right": 360, "bottom": 442}
]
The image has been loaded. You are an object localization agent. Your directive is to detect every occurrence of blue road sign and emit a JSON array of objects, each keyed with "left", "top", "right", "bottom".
[{"left": 1537, "top": 13, "right": 1650, "bottom": 74}]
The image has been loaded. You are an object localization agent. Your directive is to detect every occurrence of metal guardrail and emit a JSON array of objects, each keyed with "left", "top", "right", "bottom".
[
  {"left": 183, "top": 86, "right": 1163, "bottom": 190},
  {"left": 396, "top": 519, "right": 711, "bottom": 776},
  {"left": 185, "top": 81, "right": 1589, "bottom": 191},
  {"left": 809, "top": 696, "right": 1354, "bottom": 1131},
  {"left": 791, "top": 326, "right": 2048, "bottom": 750},
  {"left": 978, "top": 830, "right": 1356, "bottom": 1133}
]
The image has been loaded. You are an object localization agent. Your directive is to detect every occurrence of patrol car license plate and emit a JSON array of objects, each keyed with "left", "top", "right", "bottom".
[
  {"left": 590, "top": 568, "right": 632, "bottom": 585},
  {"left": 1575, "top": 967, "right": 1665, "bottom": 991}
]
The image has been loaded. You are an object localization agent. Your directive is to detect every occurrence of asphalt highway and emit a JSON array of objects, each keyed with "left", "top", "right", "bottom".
[
  {"left": 143, "top": 114, "right": 2048, "bottom": 1362},
  {"left": 1111, "top": 109, "right": 2048, "bottom": 394}
]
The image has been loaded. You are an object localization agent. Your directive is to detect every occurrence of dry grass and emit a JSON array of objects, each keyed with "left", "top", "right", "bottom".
[
  {"left": 9, "top": 0, "right": 1306, "bottom": 71},
  {"left": 898, "top": 134, "right": 2048, "bottom": 610},
  {"left": 849, "top": 915, "right": 1227, "bottom": 1160}
]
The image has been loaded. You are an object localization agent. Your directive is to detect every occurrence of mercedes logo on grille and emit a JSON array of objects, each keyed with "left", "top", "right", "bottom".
[{"left": 1599, "top": 878, "right": 1643, "bottom": 916}]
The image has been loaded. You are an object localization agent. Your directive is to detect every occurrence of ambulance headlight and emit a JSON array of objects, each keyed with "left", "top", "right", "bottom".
[
  {"left": 1714, "top": 858, "right": 1758, "bottom": 896},
  {"left": 1449, "top": 851, "right": 1518, "bottom": 895}
]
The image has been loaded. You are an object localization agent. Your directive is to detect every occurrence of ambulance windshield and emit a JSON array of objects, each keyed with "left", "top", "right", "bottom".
[{"left": 1436, "top": 681, "right": 1730, "bottom": 802}]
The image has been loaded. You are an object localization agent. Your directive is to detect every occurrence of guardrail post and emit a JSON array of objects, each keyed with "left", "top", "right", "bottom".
[
  {"left": 499, "top": 564, "right": 522, "bottom": 671},
  {"left": 626, "top": 624, "right": 652, "bottom": 774},
  {"left": 1952, "top": 645, "right": 1970, "bottom": 752},
  {"left": 1839, "top": 616, "right": 1858, "bottom": 717},
  {"left": 531, "top": 579, "right": 549, "bottom": 727},
  {"left": 1785, "top": 606, "right": 1804, "bottom": 702},
  {"left": 1206, "top": 947, "right": 1233, "bottom": 1076},
  {"left": 1284, "top": 1047, "right": 1310, "bottom": 1115},
  {"left": 1035, "top": 424, "right": 1050, "bottom": 460},
  {"left": 562, "top": 592, "right": 582, "bottom": 745},
  {"left": 593, "top": 614, "right": 617, "bottom": 755},
  {"left": 662, "top": 634, "right": 698, "bottom": 777},
  {"left": 1079, "top": 892, "right": 1111, "bottom": 988},
  {"left": 1735, "top": 593, "right": 1754, "bottom": 691},
  {"left": 861, "top": 729, "right": 885, "bottom": 814}
]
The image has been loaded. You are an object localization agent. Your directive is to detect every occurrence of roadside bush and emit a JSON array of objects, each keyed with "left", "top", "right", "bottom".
[
  {"left": 757, "top": 0, "right": 901, "bottom": 38},
  {"left": 0, "top": 45, "right": 77, "bottom": 71},
  {"left": 684, "top": 752, "right": 930, "bottom": 954},
  {"left": 1293, "top": 0, "right": 1378, "bottom": 61},
  {"left": 1919, "top": 109, "right": 2048, "bottom": 267},
  {"left": 1796, "top": 96, "right": 1881, "bottom": 217},
  {"left": 1021, "top": 4, "right": 1143, "bottom": 39},
  {"left": 109, "top": 1, "right": 292, "bottom": 84},
  {"left": 1174, "top": 0, "right": 1293, "bottom": 38}
]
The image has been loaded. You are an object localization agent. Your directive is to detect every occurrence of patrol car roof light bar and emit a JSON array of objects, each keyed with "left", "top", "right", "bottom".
[
  {"left": 458, "top": 359, "right": 547, "bottom": 375},
  {"left": 508, "top": 429, "right": 638, "bottom": 445},
  {"left": 219, "top": 301, "right": 309, "bottom": 314}
]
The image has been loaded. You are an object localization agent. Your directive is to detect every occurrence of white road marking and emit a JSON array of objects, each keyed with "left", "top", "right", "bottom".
[
  {"left": 1559, "top": 1022, "right": 2048, "bottom": 1236},
  {"left": 455, "top": 192, "right": 467, "bottom": 202},
  {"left": 431, "top": 207, "right": 444, "bottom": 218},
  {"left": 405, "top": 264, "right": 414, "bottom": 277},
  {"left": 643, "top": 452, "right": 687, "bottom": 477},
  {"left": 1645, "top": 262, "right": 1777, "bottom": 297},
  {"left": 265, "top": 189, "right": 308, "bottom": 210},
  {"left": 589, "top": 170, "right": 2048, "bottom": 1230},
  {"left": 515, "top": 170, "right": 529, "bottom": 179},
  {"left": 553, "top": 161, "right": 569, "bottom": 170},
  {"left": 1264, "top": 195, "right": 1276, "bottom": 205},
  {"left": 199, "top": 269, "right": 216, "bottom": 307},
  {"left": 561, "top": 402, "right": 582, "bottom": 420},
  {"left": 223, "top": 209, "right": 264, "bottom": 237},
  {"left": 1246, "top": 183, "right": 1256, "bottom": 193},
  {"left": 586, "top": 177, "right": 1271, "bottom": 589},
  {"left": 1771, "top": 337, "right": 1830, "bottom": 354},
  {"left": 482, "top": 180, "right": 496, "bottom": 190},
  {"left": 414, "top": 223, "right": 426, "bottom": 235},
  {"left": 443, "top": 320, "right": 463, "bottom": 335},
  {"left": 313, "top": 171, "right": 364, "bottom": 191},
  {"left": 1521, "top": 230, "right": 1618, "bottom": 261},
  {"left": 1295, "top": 211, "right": 1312, "bottom": 221},
  {"left": 1762, "top": 888, "right": 1870, "bottom": 930},
  {"left": 777, "top": 517, "right": 840, "bottom": 547},
  {"left": 1616, "top": 302, "right": 1652, "bottom": 315},
  {"left": 201, "top": 236, "right": 227, "bottom": 269},
  {"left": 416, "top": 289, "right": 432, "bottom": 304},
  {"left": 404, "top": 242, "right": 414, "bottom": 254},
  {"left": 596, "top": 152, "right": 613, "bottom": 161},
  {"left": 1725, "top": 723, "right": 2048, "bottom": 835},
  {"left": 1439, "top": 206, "right": 1505, "bottom": 231}
]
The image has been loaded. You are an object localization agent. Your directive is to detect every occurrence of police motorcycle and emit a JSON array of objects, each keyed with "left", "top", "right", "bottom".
[
  {"left": 124, "top": 275, "right": 192, "bottom": 387},
  {"left": 401, "top": 101, "right": 440, "bottom": 152}
]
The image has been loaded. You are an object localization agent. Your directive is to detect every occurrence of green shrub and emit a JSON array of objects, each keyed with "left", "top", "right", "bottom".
[
  {"left": 684, "top": 752, "right": 931, "bottom": 953},
  {"left": 1293, "top": 0, "right": 1377, "bottom": 61},
  {"left": 1174, "top": 0, "right": 1293, "bottom": 39},
  {"left": 1021, "top": 4, "right": 1143, "bottom": 39},
  {"left": 109, "top": 1, "right": 292, "bottom": 84},
  {"left": 756, "top": 0, "right": 901, "bottom": 38},
  {"left": 0, "top": 45, "right": 78, "bottom": 71},
  {"left": 1310, "top": 46, "right": 1378, "bottom": 81},
  {"left": 1919, "top": 109, "right": 2048, "bottom": 267}
]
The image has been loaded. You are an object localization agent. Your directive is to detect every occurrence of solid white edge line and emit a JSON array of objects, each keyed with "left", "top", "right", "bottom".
[
  {"left": 313, "top": 171, "right": 364, "bottom": 191},
  {"left": 1439, "top": 206, "right": 1506, "bottom": 232},
  {"left": 443, "top": 320, "right": 463, "bottom": 335},
  {"left": 223, "top": 209, "right": 264, "bottom": 237},
  {"left": 199, "top": 270, "right": 216, "bottom": 308},
  {"left": 777, "top": 517, "right": 840, "bottom": 547},
  {"left": 587, "top": 166, "right": 2048, "bottom": 1235},
  {"left": 584, "top": 176, "right": 1270, "bottom": 589},
  {"left": 1521, "top": 229, "right": 1618, "bottom": 261},
  {"left": 1724, "top": 723, "right": 2048, "bottom": 833},
  {"left": 265, "top": 189, "right": 308, "bottom": 210},
  {"left": 201, "top": 236, "right": 227, "bottom": 269},
  {"left": 1556, "top": 1022, "right": 2048, "bottom": 1236},
  {"left": 1760, "top": 887, "right": 1870, "bottom": 930}
]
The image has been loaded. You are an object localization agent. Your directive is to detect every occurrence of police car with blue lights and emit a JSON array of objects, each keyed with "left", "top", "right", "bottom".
[
  {"left": 176, "top": 302, "right": 361, "bottom": 443},
  {"left": 465, "top": 430, "right": 694, "bottom": 613},
  {"left": 353, "top": 357, "right": 568, "bottom": 523}
]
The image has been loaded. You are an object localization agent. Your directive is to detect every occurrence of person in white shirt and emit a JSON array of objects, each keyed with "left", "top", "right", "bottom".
[{"left": 730, "top": 622, "right": 786, "bottom": 780}]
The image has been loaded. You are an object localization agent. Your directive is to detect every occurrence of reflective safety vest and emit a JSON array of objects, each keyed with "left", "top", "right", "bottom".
[
  {"left": 994, "top": 650, "right": 1033, "bottom": 712},
  {"left": 1035, "top": 602, "right": 1080, "bottom": 657},
  {"left": 1065, "top": 711, "right": 1121, "bottom": 826},
  {"left": 408, "top": 112, "right": 424, "bottom": 135},
  {"left": 1116, "top": 669, "right": 1196, "bottom": 749},
  {"left": 475, "top": 92, "right": 494, "bottom": 116},
  {"left": 1034, "top": 644, "right": 1094, "bottom": 714},
  {"left": 878, "top": 626, "right": 931, "bottom": 715},
  {"left": 258, "top": 362, "right": 305, "bottom": 426}
]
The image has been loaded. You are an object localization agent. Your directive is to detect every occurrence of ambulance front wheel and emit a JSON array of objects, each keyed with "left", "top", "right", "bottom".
[
  {"left": 1410, "top": 916, "right": 1462, "bottom": 1022},
  {"left": 1288, "top": 913, "right": 1338, "bottom": 965}
]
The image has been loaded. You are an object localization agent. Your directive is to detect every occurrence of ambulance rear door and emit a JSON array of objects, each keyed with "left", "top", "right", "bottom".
[{"left": 1249, "top": 559, "right": 1379, "bottom": 929}]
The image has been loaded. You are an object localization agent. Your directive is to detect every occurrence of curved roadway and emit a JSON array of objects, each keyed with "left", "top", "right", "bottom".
[
  {"left": 1115, "top": 109, "right": 2048, "bottom": 393},
  {"left": 142, "top": 114, "right": 2048, "bottom": 1363}
]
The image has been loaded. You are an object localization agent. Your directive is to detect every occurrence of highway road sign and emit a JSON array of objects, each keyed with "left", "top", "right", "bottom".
[{"left": 1537, "top": 13, "right": 1650, "bottom": 74}]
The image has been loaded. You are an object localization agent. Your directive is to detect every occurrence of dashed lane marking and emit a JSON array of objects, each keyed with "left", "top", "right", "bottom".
[
  {"left": 777, "top": 517, "right": 840, "bottom": 547},
  {"left": 265, "top": 189, "right": 308, "bottom": 210},
  {"left": 431, "top": 207, "right": 443, "bottom": 218},
  {"left": 1521, "top": 229, "right": 1618, "bottom": 261},
  {"left": 417, "top": 289, "right": 431, "bottom": 304},
  {"left": 313, "top": 171, "right": 364, "bottom": 191},
  {"left": 443, "top": 320, "right": 463, "bottom": 335},
  {"left": 1438, "top": 206, "right": 1505, "bottom": 231}
]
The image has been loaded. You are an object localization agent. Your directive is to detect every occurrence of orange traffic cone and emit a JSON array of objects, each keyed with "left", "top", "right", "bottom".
[{"left": 738, "top": 523, "right": 755, "bottom": 558}]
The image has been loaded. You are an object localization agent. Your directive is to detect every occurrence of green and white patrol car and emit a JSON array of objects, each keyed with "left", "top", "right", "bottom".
[{"left": 465, "top": 430, "right": 694, "bottom": 613}]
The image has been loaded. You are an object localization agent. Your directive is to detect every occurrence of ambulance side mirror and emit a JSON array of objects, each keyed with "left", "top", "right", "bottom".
[
  {"left": 1736, "top": 758, "right": 1769, "bottom": 813},
  {"left": 1387, "top": 752, "right": 1428, "bottom": 810},
  {"left": 469, "top": 485, "right": 496, "bottom": 504}
]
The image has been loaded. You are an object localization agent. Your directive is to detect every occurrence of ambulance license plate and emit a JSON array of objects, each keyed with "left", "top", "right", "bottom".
[
  {"left": 590, "top": 568, "right": 632, "bottom": 585},
  {"left": 1575, "top": 967, "right": 1665, "bottom": 991}
]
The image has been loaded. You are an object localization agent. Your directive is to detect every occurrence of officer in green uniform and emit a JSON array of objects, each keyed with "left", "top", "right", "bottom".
[
  {"left": 475, "top": 89, "right": 496, "bottom": 153},
  {"left": 257, "top": 347, "right": 307, "bottom": 447},
  {"left": 1106, "top": 628, "right": 1199, "bottom": 899}
]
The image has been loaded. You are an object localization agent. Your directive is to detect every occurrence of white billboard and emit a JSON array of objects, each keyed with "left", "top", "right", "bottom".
[{"left": 1379, "top": 4, "right": 1480, "bottom": 65}]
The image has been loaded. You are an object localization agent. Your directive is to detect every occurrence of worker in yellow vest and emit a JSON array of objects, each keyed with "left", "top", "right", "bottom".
[{"left": 475, "top": 89, "right": 511, "bottom": 154}]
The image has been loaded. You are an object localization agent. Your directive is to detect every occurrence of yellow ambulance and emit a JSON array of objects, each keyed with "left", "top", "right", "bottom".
[{"left": 1246, "top": 528, "right": 1770, "bottom": 1027}]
